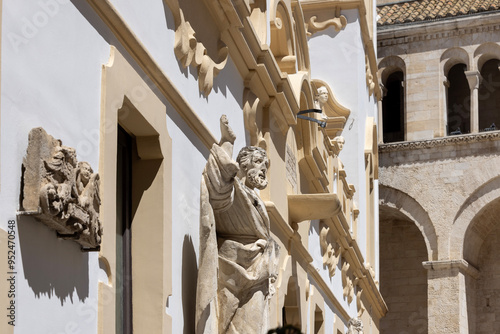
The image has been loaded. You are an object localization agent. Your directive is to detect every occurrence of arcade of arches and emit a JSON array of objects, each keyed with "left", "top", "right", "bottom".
[{"left": 378, "top": 139, "right": 500, "bottom": 334}]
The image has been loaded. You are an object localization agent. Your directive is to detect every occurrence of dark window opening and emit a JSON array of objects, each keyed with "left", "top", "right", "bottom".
[
  {"left": 382, "top": 71, "right": 404, "bottom": 143},
  {"left": 479, "top": 59, "right": 500, "bottom": 131},
  {"left": 447, "top": 63, "right": 470, "bottom": 135},
  {"left": 117, "top": 125, "right": 134, "bottom": 334}
]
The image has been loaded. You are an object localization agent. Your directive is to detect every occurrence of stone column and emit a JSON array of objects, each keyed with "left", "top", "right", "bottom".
[
  {"left": 378, "top": 84, "right": 387, "bottom": 144},
  {"left": 443, "top": 78, "right": 450, "bottom": 136},
  {"left": 423, "top": 260, "right": 479, "bottom": 334},
  {"left": 465, "top": 71, "right": 482, "bottom": 133}
]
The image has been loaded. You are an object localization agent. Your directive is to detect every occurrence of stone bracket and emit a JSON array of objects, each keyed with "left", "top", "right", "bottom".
[{"left": 288, "top": 193, "right": 341, "bottom": 223}]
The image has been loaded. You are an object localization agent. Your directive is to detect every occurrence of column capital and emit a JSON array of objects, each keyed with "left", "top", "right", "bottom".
[{"left": 464, "top": 70, "right": 482, "bottom": 90}]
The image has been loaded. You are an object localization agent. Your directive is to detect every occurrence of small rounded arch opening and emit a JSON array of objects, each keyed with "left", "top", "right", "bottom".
[
  {"left": 446, "top": 63, "right": 470, "bottom": 135},
  {"left": 382, "top": 70, "right": 405, "bottom": 143},
  {"left": 478, "top": 58, "right": 500, "bottom": 131}
]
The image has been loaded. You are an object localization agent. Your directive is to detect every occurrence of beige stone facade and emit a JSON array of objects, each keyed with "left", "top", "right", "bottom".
[{"left": 377, "top": 8, "right": 500, "bottom": 333}]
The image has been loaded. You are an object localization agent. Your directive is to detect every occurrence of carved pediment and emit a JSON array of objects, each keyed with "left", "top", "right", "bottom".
[{"left": 20, "top": 128, "right": 102, "bottom": 250}]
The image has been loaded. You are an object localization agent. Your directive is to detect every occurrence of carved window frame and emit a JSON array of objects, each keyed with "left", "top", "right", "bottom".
[{"left": 97, "top": 46, "right": 172, "bottom": 334}]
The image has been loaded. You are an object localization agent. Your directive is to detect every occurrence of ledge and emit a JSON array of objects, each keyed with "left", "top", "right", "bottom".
[
  {"left": 379, "top": 131, "right": 500, "bottom": 153},
  {"left": 422, "top": 259, "right": 480, "bottom": 279},
  {"left": 288, "top": 194, "right": 341, "bottom": 223}
]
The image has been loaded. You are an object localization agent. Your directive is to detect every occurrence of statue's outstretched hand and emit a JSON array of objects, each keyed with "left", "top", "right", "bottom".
[{"left": 220, "top": 115, "right": 236, "bottom": 145}]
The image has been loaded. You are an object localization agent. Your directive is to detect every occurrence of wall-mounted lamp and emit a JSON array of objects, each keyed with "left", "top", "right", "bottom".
[{"left": 297, "top": 109, "right": 326, "bottom": 128}]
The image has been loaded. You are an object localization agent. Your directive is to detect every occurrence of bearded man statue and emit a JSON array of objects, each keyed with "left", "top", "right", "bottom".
[{"left": 196, "top": 115, "right": 279, "bottom": 334}]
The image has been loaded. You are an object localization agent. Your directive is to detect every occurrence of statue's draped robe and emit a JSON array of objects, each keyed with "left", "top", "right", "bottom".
[{"left": 196, "top": 144, "right": 278, "bottom": 334}]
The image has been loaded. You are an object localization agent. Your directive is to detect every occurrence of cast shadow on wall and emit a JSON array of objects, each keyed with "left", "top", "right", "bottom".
[
  {"left": 161, "top": 0, "right": 236, "bottom": 100},
  {"left": 183, "top": 235, "right": 198, "bottom": 334},
  {"left": 18, "top": 215, "right": 89, "bottom": 305}
]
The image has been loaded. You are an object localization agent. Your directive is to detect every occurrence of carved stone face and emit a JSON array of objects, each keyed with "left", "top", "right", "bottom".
[
  {"left": 246, "top": 151, "right": 269, "bottom": 190},
  {"left": 316, "top": 87, "right": 329, "bottom": 105},
  {"left": 79, "top": 162, "right": 92, "bottom": 185},
  {"left": 334, "top": 136, "right": 345, "bottom": 151}
]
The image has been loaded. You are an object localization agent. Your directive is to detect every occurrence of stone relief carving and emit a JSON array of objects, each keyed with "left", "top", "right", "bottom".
[
  {"left": 319, "top": 225, "right": 341, "bottom": 277},
  {"left": 347, "top": 317, "right": 364, "bottom": 334},
  {"left": 285, "top": 143, "right": 298, "bottom": 191},
  {"left": 21, "top": 127, "right": 102, "bottom": 250},
  {"left": 163, "top": 0, "right": 229, "bottom": 96},
  {"left": 196, "top": 115, "right": 279, "bottom": 334},
  {"left": 365, "top": 55, "right": 376, "bottom": 97},
  {"left": 342, "top": 261, "right": 354, "bottom": 304},
  {"left": 306, "top": 14, "right": 347, "bottom": 36}
]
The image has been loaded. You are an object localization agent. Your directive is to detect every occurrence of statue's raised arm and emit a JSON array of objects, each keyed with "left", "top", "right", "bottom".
[{"left": 196, "top": 115, "right": 279, "bottom": 334}]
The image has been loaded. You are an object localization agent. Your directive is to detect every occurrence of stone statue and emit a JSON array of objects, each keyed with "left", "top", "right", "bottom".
[
  {"left": 347, "top": 317, "right": 364, "bottom": 334},
  {"left": 314, "top": 86, "right": 329, "bottom": 119},
  {"left": 196, "top": 115, "right": 279, "bottom": 334}
]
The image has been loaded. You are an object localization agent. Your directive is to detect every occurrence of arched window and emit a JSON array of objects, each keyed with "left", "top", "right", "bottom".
[
  {"left": 382, "top": 71, "right": 404, "bottom": 143},
  {"left": 479, "top": 59, "right": 500, "bottom": 131},
  {"left": 447, "top": 64, "right": 470, "bottom": 135}
]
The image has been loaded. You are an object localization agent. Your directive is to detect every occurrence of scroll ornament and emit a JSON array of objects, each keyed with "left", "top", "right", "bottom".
[
  {"left": 306, "top": 15, "right": 347, "bottom": 36},
  {"left": 21, "top": 128, "right": 102, "bottom": 250},
  {"left": 319, "top": 225, "right": 342, "bottom": 277},
  {"left": 342, "top": 261, "right": 355, "bottom": 304},
  {"left": 165, "top": 0, "right": 228, "bottom": 96}
]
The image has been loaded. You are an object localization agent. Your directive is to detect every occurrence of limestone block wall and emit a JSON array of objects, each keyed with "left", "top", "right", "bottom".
[
  {"left": 476, "top": 225, "right": 500, "bottom": 334},
  {"left": 377, "top": 13, "right": 500, "bottom": 142},
  {"left": 378, "top": 133, "right": 500, "bottom": 334},
  {"left": 380, "top": 219, "right": 428, "bottom": 334}
]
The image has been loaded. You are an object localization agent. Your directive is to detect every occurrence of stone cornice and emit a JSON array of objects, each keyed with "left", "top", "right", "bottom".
[
  {"left": 378, "top": 12, "right": 500, "bottom": 47},
  {"left": 379, "top": 131, "right": 500, "bottom": 153}
]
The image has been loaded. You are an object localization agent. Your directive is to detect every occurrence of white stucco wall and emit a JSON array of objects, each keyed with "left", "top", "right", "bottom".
[
  {"left": 1, "top": 1, "right": 111, "bottom": 333},
  {"left": 308, "top": 8, "right": 379, "bottom": 262},
  {"left": 1, "top": 0, "right": 379, "bottom": 332},
  {"left": 106, "top": 0, "right": 246, "bottom": 147}
]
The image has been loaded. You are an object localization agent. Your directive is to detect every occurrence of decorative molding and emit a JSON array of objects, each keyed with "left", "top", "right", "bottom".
[
  {"left": 379, "top": 131, "right": 500, "bottom": 152},
  {"left": 378, "top": 24, "right": 500, "bottom": 47},
  {"left": 306, "top": 14, "right": 347, "bottom": 36},
  {"left": 20, "top": 128, "right": 102, "bottom": 250},
  {"left": 164, "top": 0, "right": 228, "bottom": 96}
]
